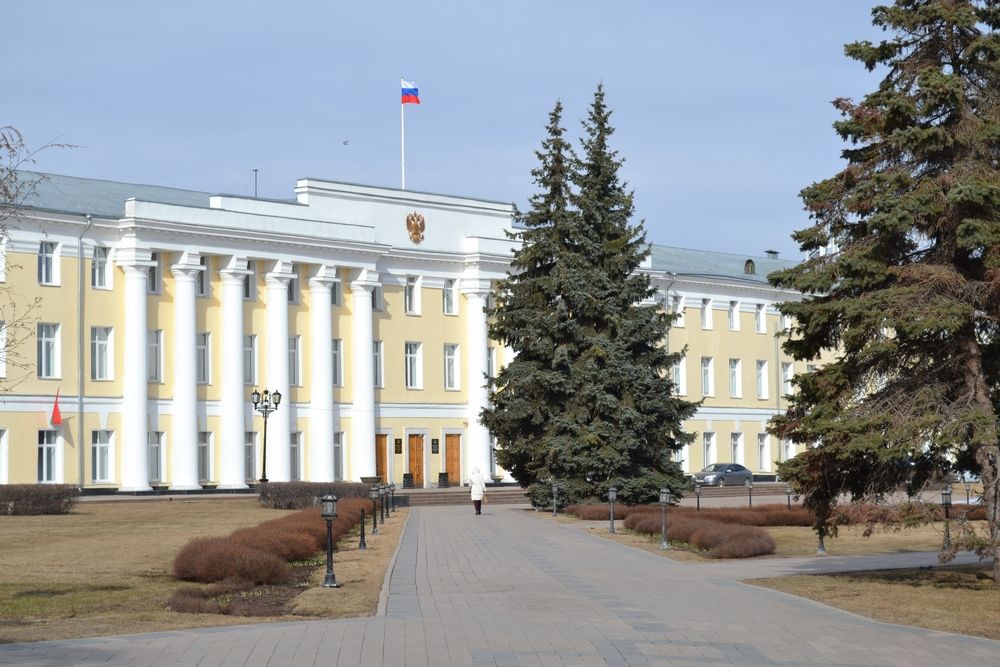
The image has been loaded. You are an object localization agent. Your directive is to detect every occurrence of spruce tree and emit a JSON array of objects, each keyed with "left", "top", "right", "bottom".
[
  {"left": 483, "top": 89, "right": 695, "bottom": 506},
  {"left": 769, "top": 1, "right": 1000, "bottom": 578}
]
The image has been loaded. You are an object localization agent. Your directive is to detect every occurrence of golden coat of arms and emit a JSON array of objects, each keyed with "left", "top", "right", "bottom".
[{"left": 405, "top": 211, "right": 425, "bottom": 244}]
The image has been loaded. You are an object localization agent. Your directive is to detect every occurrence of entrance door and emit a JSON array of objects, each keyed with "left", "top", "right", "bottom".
[
  {"left": 375, "top": 434, "right": 387, "bottom": 483},
  {"left": 445, "top": 434, "right": 461, "bottom": 485},
  {"left": 408, "top": 434, "right": 424, "bottom": 488}
]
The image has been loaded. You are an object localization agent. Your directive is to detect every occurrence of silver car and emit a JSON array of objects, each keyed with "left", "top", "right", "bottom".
[{"left": 693, "top": 463, "right": 752, "bottom": 487}]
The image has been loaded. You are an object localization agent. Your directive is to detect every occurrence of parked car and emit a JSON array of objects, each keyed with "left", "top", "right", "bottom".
[{"left": 692, "top": 463, "right": 753, "bottom": 487}]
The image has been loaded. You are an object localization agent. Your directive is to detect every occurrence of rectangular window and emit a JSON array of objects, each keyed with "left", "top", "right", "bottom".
[
  {"left": 92, "top": 246, "right": 109, "bottom": 289},
  {"left": 197, "top": 431, "right": 211, "bottom": 482},
  {"left": 331, "top": 279, "right": 341, "bottom": 306},
  {"left": 287, "top": 265, "right": 300, "bottom": 303},
  {"left": 244, "top": 432, "right": 257, "bottom": 481},
  {"left": 148, "top": 431, "right": 163, "bottom": 483},
  {"left": 700, "top": 356, "right": 714, "bottom": 397},
  {"left": 728, "top": 358, "right": 741, "bottom": 398},
  {"left": 443, "top": 279, "right": 457, "bottom": 315},
  {"left": 91, "top": 430, "right": 112, "bottom": 483},
  {"left": 701, "top": 298, "right": 713, "bottom": 329},
  {"left": 37, "top": 323, "right": 59, "bottom": 379},
  {"left": 333, "top": 432, "right": 344, "bottom": 481},
  {"left": 332, "top": 339, "right": 343, "bottom": 386},
  {"left": 731, "top": 432, "right": 742, "bottom": 464},
  {"left": 782, "top": 362, "right": 794, "bottom": 395},
  {"left": 373, "top": 341, "right": 384, "bottom": 388},
  {"left": 289, "top": 432, "right": 301, "bottom": 481},
  {"left": 728, "top": 301, "right": 740, "bottom": 331},
  {"left": 755, "top": 303, "right": 766, "bottom": 333},
  {"left": 289, "top": 336, "right": 300, "bottom": 386},
  {"left": 806, "top": 363, "right": 818, "bottom": 374},
  {"left": 243, "top": 335, "right": 257, "bottom": 385},
  {"left": 487, "top": 346, "right": 496, "bottom": 379},
  {"left": 404, "top": 276, "right": 420, "bottom": 314},
  {"left": 371, "top": 285, "right": 384, "bottom": 311},
  {"left": 756, "top": 360, "right": 769, "bottom": 399},
  {"left": 670, "top": 295, "right": 685, "bottom": 327},
  {"left": 197, "top": 333, "right": 211, "bottom": 384},
  {"left": 758, "top": 433, "right": 769, "bottom": 472},
  {"left": 782, "top": 313, "right": 792, "bottom": 331},
  {"left": 405, "top": 341, "right": 422, "bottom": 389},
  {"left": 38, "top": 430, "right": 58, "bottom": 482},
  {"left": 703, "top": 432, "right": 714, "bottom": 467},
  {"left": 671, "top": 357, "right": 685, "bottom": 395},
  {"left": 91, "top": 326, "right": 112, "bottom": 380},
  {"left": 38, "top": 241, "right": 56, "bottom": 285},
  {"left": 444, "top": 344, "right": 459, "bottom": 390},
  {"left": 196, "top": 256, "right": 209, "bottom": 297},
  {"left": 783, "top": 438, "right": 795, "bottom": 461},
  {"left": 148, "top": 330, "right": 163, "bottom": 382},
  {"left": 243, "top": 262, "right": 256, "bottom": 300},
  {"left": 147, "top": 252, "right": 160, "bottom": 294}
]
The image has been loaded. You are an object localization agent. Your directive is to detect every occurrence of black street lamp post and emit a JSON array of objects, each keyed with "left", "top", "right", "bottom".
[
  {"left": 608, "top": 486, "right": 618, "bottom": 534},
  {"left": 359, "top": 507, "right": 367, "bottom": 551},
  {"left": 551, "top": 482, "right": 558, "bottom": 517},
  {"left": 942, "top": 484, "right": 953, "bottom": 520},
  {"left": 659, "top": 488, "right": 671, "bottom": 550},
  {"left": 785, "top": 485, "right": 793, "bottom": 511},
  {"left": 321, "top": 494, "right": 340, "bottom": 588},
  {"left": 747, "top": 478, "right": 754, "bottom": 508},
  {"left": 965, "top": 481, "right": 972, "bottom": 505},
  {"left": 379, "top": 485, "right": 386, "bottom": 523},
  {"left": 390, "top": 483, "right": 397, "bottom": 512},
  {"left": 250, "top": 389, "right": 281, "bottom": 484},
  {"left": 369, "top": 487, "right": 379, "bottom": 535},
  {"left": 694, "top": 483, "right": 702, "bottom": 511}
]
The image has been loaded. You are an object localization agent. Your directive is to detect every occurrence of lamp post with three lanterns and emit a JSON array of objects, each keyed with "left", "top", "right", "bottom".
[{"left": 250, "top": 389, "right": 281, "bottom": 484}]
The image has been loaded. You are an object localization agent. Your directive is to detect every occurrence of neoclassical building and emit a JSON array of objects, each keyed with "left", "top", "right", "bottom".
[{"left": 0, "top": 172, "right": 810, "bottom": 490}]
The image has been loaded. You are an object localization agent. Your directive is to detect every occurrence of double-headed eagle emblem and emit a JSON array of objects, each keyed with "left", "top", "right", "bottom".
[{"left": 405, "top": 211, "right": 425, "bottom": 244}]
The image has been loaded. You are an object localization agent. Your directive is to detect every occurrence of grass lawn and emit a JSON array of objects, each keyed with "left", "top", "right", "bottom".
[{"left": 0, "top": 498, "right": 407, "bottom": 643}]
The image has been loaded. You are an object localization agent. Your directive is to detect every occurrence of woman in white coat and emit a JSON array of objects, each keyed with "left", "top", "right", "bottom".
[{"left": 469, "top": 467, "right": 486, "bottom": 515}]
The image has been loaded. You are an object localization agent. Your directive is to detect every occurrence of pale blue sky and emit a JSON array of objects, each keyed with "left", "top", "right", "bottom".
[{"left": 5, "top": 1, "right": 885, "bottom": 257}]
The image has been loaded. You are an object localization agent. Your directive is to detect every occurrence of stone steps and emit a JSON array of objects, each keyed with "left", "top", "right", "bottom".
[{"left": 401, "top": 486, "right": 528, "bottom": 506}]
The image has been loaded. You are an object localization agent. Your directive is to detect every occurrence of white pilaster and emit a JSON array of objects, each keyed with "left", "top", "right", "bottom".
[
  {"left": 218, "top": 257, "right": 251, "bottom": 488},
  {"left": 308, "top": 266, "right": 337, "bottom": 482},
  {"left": 350, "top": 269, "right": 378, "bottom": 480},
  {"left": 264, "top": 262, "right": 295, "bottom": 482},
  {"left": 169, "top": 253, "right": 202, "bottom": 490},
  {"left": 463, "top": 277, "right": 493, "bottom": 479},
  {"left": 118, "top": 256, "right": 153, "bottom": 492}
]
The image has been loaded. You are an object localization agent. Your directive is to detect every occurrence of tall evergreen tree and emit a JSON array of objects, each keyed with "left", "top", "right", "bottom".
[
  {"left": 483, "top": 88, "right": 695, "bottom": 506},
  {"left": 769, "top": 1, "right": 1000, "bottom": 578}
]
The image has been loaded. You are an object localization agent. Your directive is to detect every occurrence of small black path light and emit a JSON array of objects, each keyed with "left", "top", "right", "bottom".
[
  {"left": 785, "top": 485, "right": 793, "bottom": 511},
  {"left": 942, "top": 483, "right": 953, "bottom": 520},
  {"left": 694, "top": 482, "right": 702, "bottom": 511},
  {"left": 320, "top": 494, "right": 340, "bottom": 588},
  {"left": 382, "top": 484, "right": 389, "bottom": 519},
  {"left": 359, "top": 507, "right": 367, "bottom": 551},
  {"left": 250, "top": 388, "right": 281, "bottom": 484},
  {"left": 965, "top": 481, "right": 972, "bottom": 505},
  {"left": 390, "top": 483, "right": 397, "bottom": 512},
  {"left": 378, "top": 485, "right": 386, "bottom": 523},
  {"left": 659, "top": 488, "right": 671, "bottom": 550},
  {"left": 608, "top": 486, "right": 618, "bottom": 534},
  {"left": 747, "top": 478, "right": 754, "bottom": 507},
  {"left": 552, "top": 481, "right": 559, "bottom": 517},
  {"left": 369, "top": 486, "right": 379, "bottom": 535}
]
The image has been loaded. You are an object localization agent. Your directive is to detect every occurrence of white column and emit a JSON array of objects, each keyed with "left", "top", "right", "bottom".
[
  {"left": 169, "top": 255, "right": 201, "bottom": 490},
  {"left": 350, "top": 270, "right": 378, "bottom": 480},
  {"left": 119, "top": 262, "right": 152, "bottom": 492},
  {"left": 463, "top": 280, "right": 493, "bottom": 479},
  {"left": 218, "top": 258, "right": 251, "bottom": 488},
  {"left": 264, "top": 263, "right": 294, "bottom": 482},
  {"left": 308, "top": 266, "right": 336, "bottom": 482}
]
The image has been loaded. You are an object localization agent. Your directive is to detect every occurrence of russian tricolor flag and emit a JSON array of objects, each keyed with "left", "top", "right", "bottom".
[{"left": 401, "top": 79, "right": 420, "bottom": 104}]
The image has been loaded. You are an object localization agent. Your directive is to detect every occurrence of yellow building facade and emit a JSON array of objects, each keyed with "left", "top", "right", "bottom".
[{"left": 0, "top": 172, "right": 809, "bottom": 490}]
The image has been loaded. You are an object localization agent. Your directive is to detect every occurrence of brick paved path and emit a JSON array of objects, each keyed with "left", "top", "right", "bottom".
[{"left": 2, "top": 505, "right": 998, "bottom": 666}]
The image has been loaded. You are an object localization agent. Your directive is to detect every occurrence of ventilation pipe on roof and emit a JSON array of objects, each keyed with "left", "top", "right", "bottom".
[{"left": 77, "top": 214, "right": 93, "bottom": 491}]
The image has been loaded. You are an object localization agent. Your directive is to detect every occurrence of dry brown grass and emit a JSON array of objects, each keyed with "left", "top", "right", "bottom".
[
  {"left": 0, "top": 498, "right": 408, "bottom": 643},
  {"left": 748, "top": 564, "right": 1000, "bottom": 640}
]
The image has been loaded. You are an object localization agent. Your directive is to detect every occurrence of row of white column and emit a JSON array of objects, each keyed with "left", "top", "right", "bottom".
[{"left": 116, "top": 255, "right": 493, "bottom": 491}]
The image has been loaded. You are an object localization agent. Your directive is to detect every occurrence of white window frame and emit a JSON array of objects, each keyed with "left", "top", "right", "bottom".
[
  {"left": 148, "top": 431, "right": 163, "bottom": 483},
  {"left": 287, "top": 265, "right": 300, "bottom": 304},
  {"left": 92, "top": 246, "right": 110, "bottom": 290},
  {"left": 91, "top": 429, "right": 113, "bottom": 483},
  {"left": 728, "top": 358, "right": 742, "bottom": 398},
  {"left": 289, "top": 431, "right": 302, "bottom": 481},
  {"left": 700, "top": 356, "right": 714, "bottom": 397},
  {"left": 147, "top": 252, "right": 161, "bottom": 294},
  {"left": 405, "top": 341, "right": 422, "bottom": 389},
  {"left": 670, "top": 294, "right": 685, "bottom": 327},
  {"left": 703, "top": 432, "right": 715, "bottom": 467},
  {"left": 289, "top": 336, "right": 301, "bottom": 386},
  {"left": 444, "top": 343, "right": 460, "bottom": 390},
  {"left": 244, "top": 431, "right": 257, "bottom": 481},
  {"left": 331, "top": 279, "right": 342, "bottom": 306},
  {"left": 148, "top": 330, "right": 163, "bottom": 382},
  {"left": 37, "top": 323, "right": 60, "bottom": 379},
  {"left": 755, "top": 303, "right": 767, "bottom": 334},
  {"left": 196, "top": 256, "right": 210, "bottom": 297},
  {"left": 443, "top": 279, "right": 457, "bottom": 315},
  {"left": 486, "top": 346, "right": 496, "bottom": 379},
  {"left": 758, "top": 433, "right": 770, "bottom": 472},
  {"left": 782, "top": 362, "right": 794, "bottom": 395},
  {"left": 782, "top": 313, "right": 792, "bottom": 331},
  {"left": 756, "top": 360, "right": 769, "bottom": 399},
  {"left": 783, "top": 438, "right": 796, "bottom": 461},
  {"left": 671, "top": 355, "right": 686, "bottom": 395},
  {"left": 373, "top": 341, "right": 384, "bottom": 388},
  {"left": 91, "top": 326, "right": 113, "bottom": 381},
  {"left": 730, "top": 432, "right": 743, "bottom": 465},
  {"left": 38, "top": 429, "right": 61, "bottom": 483},
  {"left": 244, "top": 335, "right": 257, "bottom": 385},
  {"left": 333, "top": 431, "right": 344, "bottom": 481},
  {"left": 404, "top": 276, "right": 421, "bottom": 315},
  {"left": 728, "top": 301, "right": 740, "bottom": 331},
  {"left": 38, "top": 241, "right": 58, "bottom": 285},
  {"left": 197, "top": 431, "right": 212, "bottom": 482},
  {"left": 701, "top": 298, "right": 713, "bottom": 330},
  {"left": 332, "top": 339, "right": 343, "bottom": 387},
  {"left": 243, "top": 262, "right": 256, "bottom": 301},
  {"left": 197, "top": 333, "right": 211, "bottom": 384}
]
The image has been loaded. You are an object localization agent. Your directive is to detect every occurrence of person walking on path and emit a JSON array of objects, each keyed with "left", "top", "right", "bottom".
[{"left": 469, "top": 467, "right": 486, "bottom": 515}]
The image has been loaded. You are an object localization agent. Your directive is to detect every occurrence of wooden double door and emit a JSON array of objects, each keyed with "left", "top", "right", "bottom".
[
  {"left": 445, "top": 433, "right": 461, "bottom": 484},
  {"left": 374, "top": 433, "right": 462, "bottom": 488},
  {"left": 408, "top": 434, "right": 424, "bottom": 487}
]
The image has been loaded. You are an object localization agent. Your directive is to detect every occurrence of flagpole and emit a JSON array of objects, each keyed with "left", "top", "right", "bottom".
[{"left": 401, "top": 97, "right": 405, "bottom": 189}]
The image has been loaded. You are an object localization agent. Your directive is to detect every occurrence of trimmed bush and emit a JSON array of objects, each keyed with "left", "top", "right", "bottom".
[
  {"left": 623, "top": 510, "right": 776, "bottom": 558},
  {"left": 173, "top": 537, "right": 291, "bottom": 584},
  {"left": 565, "top": 503, "right": 637, "bottom": 521},
  {"left": 0, "top": 484, "right": 79, "bottom": 515},
  {"left": 257, "top": 481, "right": 371, "bottom": 509}
]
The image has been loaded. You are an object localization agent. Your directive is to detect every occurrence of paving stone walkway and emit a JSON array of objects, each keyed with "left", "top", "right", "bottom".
[{"left": 2, "top": 505, "right": 998, "bottom": 666}]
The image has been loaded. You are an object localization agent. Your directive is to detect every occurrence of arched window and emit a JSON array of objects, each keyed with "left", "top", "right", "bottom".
[{"left": 744, "top": 259, "right": 756, "bottom": 275}]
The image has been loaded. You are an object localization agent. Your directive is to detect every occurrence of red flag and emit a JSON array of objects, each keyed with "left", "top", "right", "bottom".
[{"left": 51, "top": 389, "right": 62, "bottom": 426}]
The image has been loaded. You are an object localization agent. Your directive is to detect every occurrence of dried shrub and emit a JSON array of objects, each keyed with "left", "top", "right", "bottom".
[
  {"left": 566, "top": 503, "right": 637, "bottom": 521},
  {"left": 230, "top": 526, "right": 319, "bottom": 562},
  {"left": 707, "top": 527, "right": 776, "bottom": 558},
  {"left": 257, "top": 482, "right": 370, "bottom": 509},
  {"left": 173, "top": 537, "right": 291, "bottom": 584},
  {"left": 624, "top": 511, "right": 775, "bottom": 558},
  {"left": 0, "top": 484, "right": 79, "bottom": 515}
]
